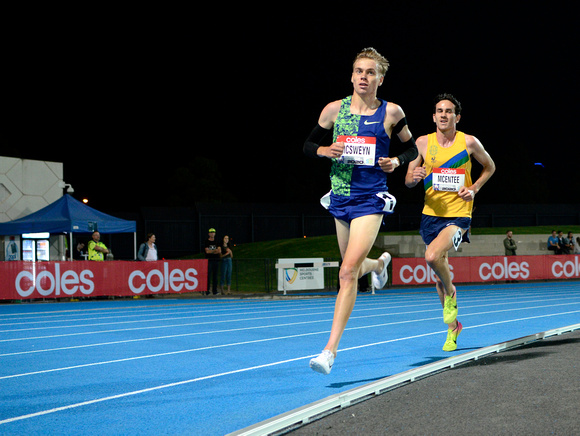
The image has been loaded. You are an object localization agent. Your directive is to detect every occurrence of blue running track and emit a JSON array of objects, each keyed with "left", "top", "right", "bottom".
[{"left": 1, "top": 281, "right": 579, "bottom": 435}]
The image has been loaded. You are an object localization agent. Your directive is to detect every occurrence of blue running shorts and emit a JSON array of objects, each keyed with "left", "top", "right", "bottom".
[
  {"left": 420, "top": 214, "right": 471, "bottom": 246},
  {"left": 321, "top": 191, "right": 396, "bottom": 224}
]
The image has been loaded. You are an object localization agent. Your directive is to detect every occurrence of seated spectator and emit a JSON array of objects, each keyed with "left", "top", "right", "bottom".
[
  {"left": 547, "top": 230, "right": 560, "bottom": 254},
  {"left": 562, "top": 231, "right": 574, "bottom": 255},
  {"left": 558, "top": 231, "right": 570, "bottom": 255}
]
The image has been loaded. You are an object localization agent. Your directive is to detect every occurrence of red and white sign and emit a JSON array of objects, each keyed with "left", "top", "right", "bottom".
[
  {"left": 432, "top": 167, "right": 466, "bottom": 192},
  {"left": 393, "top": 255, "right": 580, "bottom": 286},
  {"left": 337, "top": 135, "right": 376, "bottom": 166},
  {"left": 0, "top": 260, "right": 207, "bottom": 300}
]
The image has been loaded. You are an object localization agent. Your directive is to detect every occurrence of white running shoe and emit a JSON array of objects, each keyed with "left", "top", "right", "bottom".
[
  {"left": 372, "top": 252, "right": 392, "bottom": 290},
  {"left": 309, "top": 350, "right": 334, "bottom": 375}
]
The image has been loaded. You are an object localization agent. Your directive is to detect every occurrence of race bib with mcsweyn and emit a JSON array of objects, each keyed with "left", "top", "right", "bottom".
[
  {"left": 432, "top": 168, "right": 466, "bottom": 192},
  {"left": 337, "top": 135, "right": 376, "bottom": 166}
]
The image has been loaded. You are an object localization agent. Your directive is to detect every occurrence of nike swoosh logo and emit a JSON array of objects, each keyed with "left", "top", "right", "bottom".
[{"left": 364, "top": 120, "right": 381, "bottom": 125}]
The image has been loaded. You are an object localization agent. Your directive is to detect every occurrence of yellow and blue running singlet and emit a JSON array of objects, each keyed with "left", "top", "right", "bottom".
[{"left": 422, "top": 131, "right": 473, "bottom": 218}]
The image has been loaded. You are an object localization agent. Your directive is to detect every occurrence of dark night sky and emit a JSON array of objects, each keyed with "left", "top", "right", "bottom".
[{"left": 6, "top": 3, "right": 579, "bottom": 215}]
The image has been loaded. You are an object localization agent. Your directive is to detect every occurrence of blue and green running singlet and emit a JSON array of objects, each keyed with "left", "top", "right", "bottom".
[{"left": 330, "top": 95, "right": 391, "bottom": 196}]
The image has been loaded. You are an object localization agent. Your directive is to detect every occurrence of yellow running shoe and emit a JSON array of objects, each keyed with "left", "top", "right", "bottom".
[
  {"left": 442, "top": 321, "right": 463, "bottom": 352},
  {"left": 443, "top": 291, "right": 458, "bottom": 324}
]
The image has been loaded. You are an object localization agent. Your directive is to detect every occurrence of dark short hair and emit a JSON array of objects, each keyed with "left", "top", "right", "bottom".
[{"left": 433, "top": 93, "right": 462, "bottom": 115}]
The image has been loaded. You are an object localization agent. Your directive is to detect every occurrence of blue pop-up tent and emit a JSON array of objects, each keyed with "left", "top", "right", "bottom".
[{"left": 0, "top": 195, "right": 137, "bottom": 259}]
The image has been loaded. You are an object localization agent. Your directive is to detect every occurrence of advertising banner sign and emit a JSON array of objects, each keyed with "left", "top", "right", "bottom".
[
  {"left": 392, "top": 255, "right": 580, "bottom": 286},
  {"left": 0, "top": 260, "right": 207, "bottom": 300}
]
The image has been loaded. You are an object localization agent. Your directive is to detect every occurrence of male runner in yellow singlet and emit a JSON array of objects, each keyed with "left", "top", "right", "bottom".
[{"left": 405, "top": 94, "right": 495, "bottom": 351}]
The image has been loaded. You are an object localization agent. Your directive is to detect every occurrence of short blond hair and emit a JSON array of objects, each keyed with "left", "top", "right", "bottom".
[{"left": 353, "top": 47, "right": 390, "bottom": 77}]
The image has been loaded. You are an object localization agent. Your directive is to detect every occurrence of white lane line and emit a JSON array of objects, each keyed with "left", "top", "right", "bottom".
[
  {"left": 3, "top": 316, "right": 579, "bottom": 426},
  {"left": 2, "top": 294, "right": 579, "bottom": 349},
  {"left": 0, "top": 300, "right": 367, "bottom": 326},
  {"left": 0, "top": 354, "right": 311, "bottom": 425},
  {"left": 2, "top": 309, "right": 579, "bottom": 380},
  {"left": 2, "top": 287, "right": 578, "bottom": 327},
  {"left": 2, "top": 298, "right": 579, "bottom": 352}
]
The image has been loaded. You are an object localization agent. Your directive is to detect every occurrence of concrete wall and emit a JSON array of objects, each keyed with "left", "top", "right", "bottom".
[
  {"left": 376, "top": 234, "right": 554, "bottom": 258},
  {"left": 0, "top": 156, "right": 64, "bottom": 222}
]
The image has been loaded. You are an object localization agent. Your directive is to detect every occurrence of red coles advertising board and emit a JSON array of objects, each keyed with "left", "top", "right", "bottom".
[
  {"left": 0, "top": 260, "right": 207, "bottom": 300},
  {"left": 392, "top": 255, "right": 580, "bottom": 286}
]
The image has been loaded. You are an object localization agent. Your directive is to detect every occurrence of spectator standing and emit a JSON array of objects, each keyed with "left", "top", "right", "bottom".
[
  {"left": 138, "top": 233, "right": 158, "bottom": 261},
  {"left": 503, "top": 230, "right": 517, "bottom": 255},
  {"left": 88, "top": 231, "right": 109, "bottom": 261},
  {"left": 204, "top": 228, "right": 221, "bottom": 295},
  {"left": 220, "top": 235, "right": 233, "bottom": 295}
]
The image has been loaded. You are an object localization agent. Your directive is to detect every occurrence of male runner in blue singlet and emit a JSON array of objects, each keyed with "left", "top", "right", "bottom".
[{"left": 304, "top": 47, "right": 418, "bottom": 374}]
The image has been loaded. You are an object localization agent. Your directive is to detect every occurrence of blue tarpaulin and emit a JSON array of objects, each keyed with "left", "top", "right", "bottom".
[{"left": 0, "top": 195, "right": 136, "bottom": 235}]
